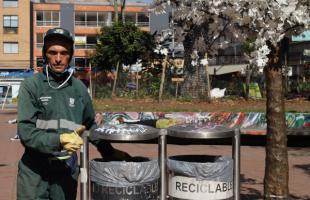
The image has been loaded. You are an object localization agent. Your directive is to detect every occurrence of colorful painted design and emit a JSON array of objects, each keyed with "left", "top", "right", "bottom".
[{"left": 101, "top": 112, "right": 310, "bottom": 136}]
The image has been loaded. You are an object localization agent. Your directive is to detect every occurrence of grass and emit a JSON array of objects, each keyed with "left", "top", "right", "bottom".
[{"left": 93, "top": 97, "right": 310, "bottom": 113}]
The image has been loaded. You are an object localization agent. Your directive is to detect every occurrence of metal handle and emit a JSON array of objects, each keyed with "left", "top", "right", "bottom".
[
  {"left": 159, "top": 129, "right": 167, "bottom": 200},
  {"left": 233, "top": 128, "right": 241, "bottom": 200},
  {"left": 80, "top": 131, "right": 89, "bottom": 200}
]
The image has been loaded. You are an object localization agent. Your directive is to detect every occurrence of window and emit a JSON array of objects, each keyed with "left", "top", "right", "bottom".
[
  {"left": 36, "top": 33, "right": 44, "bottom": 48},
  {"left": 75, "top": 12, "right": 110, "bottom": 27},
  {"left": 98, "top": 12, "right": 109, "bottom": 26},
  {"left": 36, "top": 57, "right": 44, "bottom": 68},
  {"left": 36, "top": 11, "right": 60, "bottom": 26},
  {"left": 87, "top": 12, "right": 97, "bottom": 26},
  {"left": 75, "top": 58, "right": 90, "bottom": 69},
  {"left": 3, "top": 15, "right": 18, "bottom": 33},
  {"left": 125, "top": 13, "right": 136, "bottom": 24},
  {"left": 75, "top": 35, "right": 97, "bottom": 49},
  {"left": 3, "top": 0, "right": 18, "bottom": 8},
  {"left": 75, "top": 12, "right": 86, "bottom": 26},
  {"left": 137, "top": 13, "right": 149, "bottom": 26},
  {"left": 3, "top": 42, "right": 18, "bottom": 54}
]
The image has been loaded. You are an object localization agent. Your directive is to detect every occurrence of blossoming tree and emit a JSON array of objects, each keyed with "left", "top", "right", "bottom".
[
  {"left": 152, "top": 0, "right": 310, "bottom": 199},
  {"left": 151, "top": 0, "right": 240, "bottom": 100},
  {"left": 233, "top": 1, "right": 309, "bottom": 199}
]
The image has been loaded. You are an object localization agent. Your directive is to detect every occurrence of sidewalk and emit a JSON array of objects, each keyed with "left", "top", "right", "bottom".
[{"left": 0, "top": 112, "right": 309, "bottom": 200}]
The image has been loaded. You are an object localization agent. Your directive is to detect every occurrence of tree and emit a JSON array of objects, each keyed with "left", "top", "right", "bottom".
[
  {"left": 151, "top": 0, "right": 237, "bottom": 100},
  {"left": 92, "top": 22, "right": 155, "bottom": 97},
  {"left": 242, "top": 38, "right": 257, "bottom": 100},
  {"left": 232, "top": 1, "right": 309, "bottom": 199},
  {"left": 152, "top": 0, "right": 310, "bottom": 199},
  {"left": 108, "top": 0, "right": 126, "bottom": 23}
]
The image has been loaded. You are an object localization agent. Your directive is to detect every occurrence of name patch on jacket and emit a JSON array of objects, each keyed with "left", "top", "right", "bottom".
[{"left": 40, "top": 96, "right": 52, "bottom": 105}]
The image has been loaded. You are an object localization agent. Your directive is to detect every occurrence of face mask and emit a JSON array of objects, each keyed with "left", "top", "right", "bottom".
[{"left": 46, "top": 65, "right": 74, "bottom": 89}]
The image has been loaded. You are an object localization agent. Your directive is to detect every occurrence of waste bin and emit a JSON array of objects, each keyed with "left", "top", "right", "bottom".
[
  {"left": 90, "top": 157, "right": 160, "bottom": 200},
  {"left": 168, "top": 155, "right": 233, "bottom": 200}
]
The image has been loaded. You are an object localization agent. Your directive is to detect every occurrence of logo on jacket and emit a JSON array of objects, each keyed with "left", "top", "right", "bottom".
[
  {"left": 40, "top": 96, "right": 52, "bottom": 106},
  {"left": 69, "top": 98, "right": 75, "bottom": 107}
]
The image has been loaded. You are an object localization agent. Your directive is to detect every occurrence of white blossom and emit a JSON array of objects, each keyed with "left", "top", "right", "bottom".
[
  {"left": 191, "top": 60, "right": 198, "bottom": 67},
  {"left": 200, "top": 58, "right": 208, "bottom": 66},
  {"left": 160, "top": 48, "right": 168, "bottom": 56}
]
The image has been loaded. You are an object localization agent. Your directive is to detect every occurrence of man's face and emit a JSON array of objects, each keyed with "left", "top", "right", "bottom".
[{"left": 45, "top": 39, "right": 71, "bottom": 73}]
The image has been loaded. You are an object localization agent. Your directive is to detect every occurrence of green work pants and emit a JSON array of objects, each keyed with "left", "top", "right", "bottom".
[{"left": 17, "top": 152, "right": 79, "bottom": 200}]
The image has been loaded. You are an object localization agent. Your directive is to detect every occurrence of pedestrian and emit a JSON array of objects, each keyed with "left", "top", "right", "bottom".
[
  {"left": 8, "top": 118, "right": 20, "bottom": 141},
  {"left": 94, "top": 112, "right": 104, "bottom": 127},
  {"left": 17, "top": 27, "right": 130, "bottom": 200}
]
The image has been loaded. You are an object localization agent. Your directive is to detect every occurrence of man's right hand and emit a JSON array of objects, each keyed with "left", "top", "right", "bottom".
[{"left": 60, "top": 126, "right": 85, "bottom": 152}]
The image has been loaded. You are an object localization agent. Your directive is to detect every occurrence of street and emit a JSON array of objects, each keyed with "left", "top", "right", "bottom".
[{"left": 0, "top": 111, "right": 309, "bottom": 200}]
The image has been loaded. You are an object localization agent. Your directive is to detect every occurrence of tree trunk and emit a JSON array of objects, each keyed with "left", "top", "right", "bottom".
[
  {"left": 121, "top": 0, "right": 126, "bottom": 23},
  {"left": 180, "top": 24, "right": 208, "bottom": 99},
  {"left": 136, "top": 71, "right": 139, "bottom": 95},
  {"left": 264, "top": 42, "right": 288, "bottom": 200},
  {"left": 113, "top": 0, "right": 118, "bottom": 23},
  {"left": 204, "top": 53, "right": 211, "bottom": 103},
  {"left": 112, "top": 61, "right": 120, "bottom": 97},
  {"left": 159, "top": 56, "right": 168, "bottom": 102}
]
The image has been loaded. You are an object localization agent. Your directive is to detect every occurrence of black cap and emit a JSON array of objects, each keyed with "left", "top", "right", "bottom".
[{"left": 42, "top": 27, "right": 74, "bottom": 63}]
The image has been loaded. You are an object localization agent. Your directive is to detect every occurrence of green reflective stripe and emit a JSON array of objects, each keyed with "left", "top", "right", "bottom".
[
  {"left": 36, "top": 119, "right": 58, "bottom": 129},
  {"left": 59, "top": 119, "right": 81, "bottom": 130}
]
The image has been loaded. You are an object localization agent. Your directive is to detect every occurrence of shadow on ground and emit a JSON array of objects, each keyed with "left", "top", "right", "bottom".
[
  {"left": 290, "top": 194, "right": 310, "bottom": 199},
  {"left": 240, "top": 174, "right": 263, "bottom": 199},
  {"left": 240, "top": 173, "right": 310, "bottom": 200},
  {"left": 294, "top": 164, "right": 310, "bottom": 176}
]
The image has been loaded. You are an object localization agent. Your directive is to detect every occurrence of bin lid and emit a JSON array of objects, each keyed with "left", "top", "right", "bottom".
[
  {"left": 91, "top": 124, "right": 159, "bottom": 141},
  {"left": 168, "top": 123, "right": 235, "bottom": 139}
]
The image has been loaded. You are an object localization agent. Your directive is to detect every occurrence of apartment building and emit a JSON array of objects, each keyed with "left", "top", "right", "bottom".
[
  {"left": 0, "top": 0, "right": 31, "bottom": 71},
  {"left": 32, "top": 0, "right": 151, "bottom": 72}
]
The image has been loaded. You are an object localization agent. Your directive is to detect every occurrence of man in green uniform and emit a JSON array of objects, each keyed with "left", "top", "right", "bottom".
[{"left": 17, "top": 27, "right": 129, "bottom": 200}]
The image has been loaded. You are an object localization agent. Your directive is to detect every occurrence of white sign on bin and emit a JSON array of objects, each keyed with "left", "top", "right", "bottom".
[{"left": 169, "top": 176, "right": 233, "bottom": 200}]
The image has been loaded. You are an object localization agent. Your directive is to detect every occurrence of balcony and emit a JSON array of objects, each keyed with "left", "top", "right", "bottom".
[{"left": 36, "top": 21, "right": 60, "bottom": 27}]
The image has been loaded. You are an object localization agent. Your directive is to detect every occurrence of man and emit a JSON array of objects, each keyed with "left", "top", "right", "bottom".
[{"left": 17, "top": 27, "right": 129, "bottom": 200}]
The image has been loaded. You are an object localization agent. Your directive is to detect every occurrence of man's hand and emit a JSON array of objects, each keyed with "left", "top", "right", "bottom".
[{"left": 60, "top": 126, "right": 85, "bottom": 152}]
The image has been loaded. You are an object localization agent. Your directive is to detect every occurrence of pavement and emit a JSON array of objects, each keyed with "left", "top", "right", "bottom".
[{"left": 0, "top": 111, "right": 309, "bottom": 200}]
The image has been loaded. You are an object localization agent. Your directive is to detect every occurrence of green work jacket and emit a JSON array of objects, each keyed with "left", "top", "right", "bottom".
[{"left": 17, "top": 68, "right": 95, "bottom": 156}]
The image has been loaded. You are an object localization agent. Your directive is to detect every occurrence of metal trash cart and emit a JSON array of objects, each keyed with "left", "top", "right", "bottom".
[
  {"left": 163, "top": 124, "right": 240, "bottom": 200},
  {"left": 80, "top": 123, "right": 167, "bottom": 200}
]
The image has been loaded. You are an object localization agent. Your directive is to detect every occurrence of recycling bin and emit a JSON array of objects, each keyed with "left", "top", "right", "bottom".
[
  {"left": 167, "top": 123, "right": 240, "bottom": 200},
  {"left": 83, "top": 123, "right": 161, "bottom": 200},
  {"left": 90, "top": 157, "right": 159, "bottom": 200},
  {"left": 168, "top": 155, "right": 233, "bottom": 200}
]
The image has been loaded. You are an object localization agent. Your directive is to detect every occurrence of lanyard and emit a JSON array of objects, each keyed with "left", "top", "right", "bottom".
[{"left": 46, "top": 65, "right": 73, "bottom": 90}]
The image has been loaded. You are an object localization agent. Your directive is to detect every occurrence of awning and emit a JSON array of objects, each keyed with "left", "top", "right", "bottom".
[
  {"left": 0, "top": 71, "right": 33, "bottom": 77},
  {"left": 0, "top": 66, "right": 30, "bottom": 70},
  {"left": 208, "top": 64, "right": 247, "bottom": 75}
]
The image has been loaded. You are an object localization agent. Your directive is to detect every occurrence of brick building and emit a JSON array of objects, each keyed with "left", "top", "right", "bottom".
[
  {"left": 0, "top": 0, "right": 31, "bottom": 71},
  {"left": 32, "top": 0, "right": 151, "bottom": 72}
]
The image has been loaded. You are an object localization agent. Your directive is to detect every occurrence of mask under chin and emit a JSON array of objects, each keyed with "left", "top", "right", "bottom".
[{"left": 48, "top": 65, "right": 74, "bottom": 80}]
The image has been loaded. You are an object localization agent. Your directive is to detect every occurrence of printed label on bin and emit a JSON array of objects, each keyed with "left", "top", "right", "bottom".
[
  {"left": 169, "top": 176, "right": 233, "bottom": 200},
  {"left": 91, "top": 181, "right": 158, "bottom": 200}
]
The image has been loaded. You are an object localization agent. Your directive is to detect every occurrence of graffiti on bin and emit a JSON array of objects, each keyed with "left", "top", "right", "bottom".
[
  {"left": 100, "top": 112, "right": 310, "bottom": 135},
  {"left": 95, "top": 124, "right": 149, "bottom": 135}
]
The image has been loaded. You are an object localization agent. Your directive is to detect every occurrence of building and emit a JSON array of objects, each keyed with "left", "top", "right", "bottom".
[
  {"left": 0, "top": 0, "right": 31, "bottom": 106},
  {"left": 0, "top": 0, "right": 31, "bottom": 71},
  {"left": 32, "top": 0, "right": 151, "bottom": 73}
]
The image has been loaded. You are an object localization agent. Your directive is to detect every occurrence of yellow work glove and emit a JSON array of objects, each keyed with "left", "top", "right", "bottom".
[{"left": 60, "top": 126, "right": 85, "bottom": 153}]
